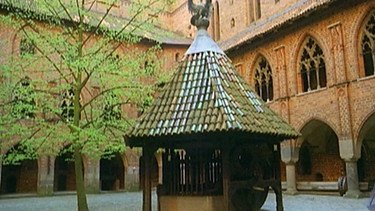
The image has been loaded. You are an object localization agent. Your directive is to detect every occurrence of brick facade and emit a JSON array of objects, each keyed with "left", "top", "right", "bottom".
[
  {"left": 221, "top": 0, "right": 375, "bottom": 189},
  {"left": 1, "top": 0, "right": 375, "bottom": 195}
]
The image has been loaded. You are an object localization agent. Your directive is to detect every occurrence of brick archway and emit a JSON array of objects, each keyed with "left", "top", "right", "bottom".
[
  {"left": 100, "top": 153, "right": 125, "bottom": 191},
  {"left": 54, "top": 146, "right": 76, "bottom": 192},
  {"left": 357, "top": 112, "right": 375, "bottom": 189},
  {"left": 0, "top": 144, "right": 38, "bottom": 194},
  {"left": 297, "top": 119, "right": 344, "bottom": 182}
]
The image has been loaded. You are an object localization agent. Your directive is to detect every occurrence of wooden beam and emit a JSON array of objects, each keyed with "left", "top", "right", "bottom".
[
  {"left": 142, "top": 145, "right": 156, "bottom": 211},
  {"left": 221, "top": 142, "right": 231, "bottom": 211}
]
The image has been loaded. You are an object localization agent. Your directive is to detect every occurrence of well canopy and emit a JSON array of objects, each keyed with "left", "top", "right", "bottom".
[{"left": 125, "top": 28, "right": 299, "bottom": 147}]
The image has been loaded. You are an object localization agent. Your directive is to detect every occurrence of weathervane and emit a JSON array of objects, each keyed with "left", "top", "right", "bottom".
[{"left": 188, "top": 0, "right": 213, "bottom": 29}]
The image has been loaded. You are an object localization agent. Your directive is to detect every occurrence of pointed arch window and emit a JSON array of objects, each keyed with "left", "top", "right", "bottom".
[
  {"left": 210, "top": 1, "right": 220, "bottom": 41},
  {"left": 61, "top": 88, "right": 77, "bottom": 122},
  {"left": 254, "top": 56, "right": 273, "bottom": 102},
  {"left": 103, "top": 92, "right": 122, "bottom": 123},
  {"left": 247, "top": 0, "right": 261, "bottom": 24},
  {"left": 299, "top": 37, "right": 327, "bottom": 92},
  {"left": 12, "top": 77, "right": 36, "bottom": 119},
  {"left": 361, "top": 10, "right": 375, "bottom": 77},
  {"left": 20, "top": 37, "right": 35, "bottom": 56}
]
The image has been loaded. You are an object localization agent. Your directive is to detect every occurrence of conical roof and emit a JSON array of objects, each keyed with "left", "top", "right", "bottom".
[{"left": 125, "top": 26, "right": 299, "bottom": 148}]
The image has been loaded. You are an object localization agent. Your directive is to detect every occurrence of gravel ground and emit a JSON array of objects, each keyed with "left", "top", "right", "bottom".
[{"left": 0, "top": 191, "right": 371, "bottom": 211}]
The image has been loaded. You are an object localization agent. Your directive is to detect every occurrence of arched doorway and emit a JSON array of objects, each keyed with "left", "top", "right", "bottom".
[
  {"left": 54, "top": 146, "right": 76, "bottom": 191},
  {"left": 100, "top": 153, "right": 125, "bottom": 191},
  {"left": 357, "top": 113, "right": 375, "bottom": 190},
  {"left": 297, "top": 119, "right": 344, "bottom": 182},
  {"left": 0, "top": 145, "right": 38, "bottom": 194}
]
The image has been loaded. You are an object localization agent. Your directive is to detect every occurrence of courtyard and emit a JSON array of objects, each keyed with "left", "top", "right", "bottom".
[{"left": 0, "top": 191, "right": 371, "bottom": 211}]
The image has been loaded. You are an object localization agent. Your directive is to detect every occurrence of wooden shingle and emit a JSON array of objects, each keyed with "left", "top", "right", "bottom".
[{"left": 125, "top": 29, "right": 299, "bottom": 147}]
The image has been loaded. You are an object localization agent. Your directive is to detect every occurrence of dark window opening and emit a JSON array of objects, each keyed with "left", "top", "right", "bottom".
[
  {"left": 103, "top": 92, "right": 122, "bottom": 122},
  {"left": 12, "top": 77, "right": 36, "bottom": 119},
  {"left": 61, "top": 88, "right": 79, "bottom": 122},
  {"left": 362, "top": 11, "right": 375, "bottom": 77},
  {"left": 254, "top": 56, "right": 273, "bottom": 102},
  {"left": 20, "top": 37, "right": 35, "bottom": 56},
  {"left": 299, "top": 37, "right": 327, "bottom": 92}
]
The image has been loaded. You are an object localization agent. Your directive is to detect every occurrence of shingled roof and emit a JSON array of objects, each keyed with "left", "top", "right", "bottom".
[{"left": 125, "top": 27, "right": 299, "bottom": 147}]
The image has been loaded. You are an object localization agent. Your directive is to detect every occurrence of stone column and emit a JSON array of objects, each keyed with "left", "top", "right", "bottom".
[
  {"left": 281, "top": 139, "right": 301, "bottom": 195},
  {"left": 84, "top": 157, "right": 100, "bottom": 193},
  {"left": 284, "top": 164, "right": 297, "bottom": 195},
  {"left": 344, "top": 159, "right": 362, "bottom": 198},
  {"left": 37, "top": 155, "right": 54, "bottom": 195},
  {"left": 339, "top": 139, "right": 362, "bottom": 198}
]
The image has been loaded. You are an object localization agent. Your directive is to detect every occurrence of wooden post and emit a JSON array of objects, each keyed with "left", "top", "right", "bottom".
[
  {"left": 142, "top": 145, "right": 155, "bottom": 211},
  {"left": 273, "top": 143, "right": 284, "bottom": 211},
  {"left": 221, "top": 143, "right": 231, "bottom": 211}
]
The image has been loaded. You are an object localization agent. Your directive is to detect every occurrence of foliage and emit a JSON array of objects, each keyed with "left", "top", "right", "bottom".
[{"left": 0, "top": 0, "right": 174, "bottom": 210}]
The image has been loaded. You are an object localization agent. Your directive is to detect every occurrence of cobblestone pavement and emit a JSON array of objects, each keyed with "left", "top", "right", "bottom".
[{"left": 0, "top": 191, "right": 371, "bottom": 211}]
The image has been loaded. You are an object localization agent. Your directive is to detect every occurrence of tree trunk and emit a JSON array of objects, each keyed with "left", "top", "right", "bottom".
[{"left": 74, "top": 145, "right": 89, "bottom": 211}]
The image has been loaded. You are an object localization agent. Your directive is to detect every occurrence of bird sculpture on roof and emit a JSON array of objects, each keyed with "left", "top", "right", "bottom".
[{"left": 188, "top": 0, "right": 213, "bottom": 28}]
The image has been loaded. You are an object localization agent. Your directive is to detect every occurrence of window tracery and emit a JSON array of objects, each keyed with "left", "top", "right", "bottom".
[
  {"left": 103, "top": 92, "right": 122, "bottom": 122},
  {"left": 12, "top": 77, "right": 36, "bottom": 119},
  {"left": 60, "top": 88, "right": 75, "bottom": 121},
  {"left": 254, "top": 56, "right": 273, "bottom": 102},
  {"left": 20, "top": 37, "right": 35, "bottom": 56},
  {"left": 361, "top": 10, "right": 375, "bottom": 77},
  {"left": 299, "top": 37, "right": 327, "bottom": 92}
]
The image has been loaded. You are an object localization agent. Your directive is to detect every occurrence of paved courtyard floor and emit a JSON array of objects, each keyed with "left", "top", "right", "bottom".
[{"left": 0, "top": 191, "right": 371, "bottom": 211}]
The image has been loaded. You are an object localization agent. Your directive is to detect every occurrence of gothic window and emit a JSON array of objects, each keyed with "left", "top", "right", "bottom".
[
  {"left": 20, "top": 37, "right": 35, "bottom": 56},
  {"left": 299, "top": 37, "right": 327, "bottom": 92},
  {"left": 144, "top": 60, "right": 155, "bottom": 75},
  {"left": 12, "top": 77, "right": 36, "bottom": 119},
  {"left": 254, "top": 56, "right": 273, "bottom": 102},
  {"left": 60, "top": 88, "right": 75, "bottom": 122},
  {"left": 247, "top": 0, "right": 261, "bottom": 24},
  {"left": 255, "top": 0, "right": 261, "bottom": 19},
  {"left": 361, "top": 11, "right": 375, "bottom": 77},
  {"left": 103, "top": 92, "right": 122, "bottom": 122},
  {"left": 210, "top": 1, "right": 220, "bottom": 41}
]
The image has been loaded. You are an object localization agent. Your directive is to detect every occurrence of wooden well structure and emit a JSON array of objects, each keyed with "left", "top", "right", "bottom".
[{"left": 125, "top": 3, "right": 299, "bottom": 210}]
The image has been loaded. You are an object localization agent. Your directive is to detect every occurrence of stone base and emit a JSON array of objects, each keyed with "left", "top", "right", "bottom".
[
  {"left": 344, "top": 190, "right": 363, "bottom": 198},
  {"left": 284, "top": 189, "right": 298, "bottom": 195}
]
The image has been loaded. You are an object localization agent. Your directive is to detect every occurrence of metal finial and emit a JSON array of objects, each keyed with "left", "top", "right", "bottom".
[{"left": 187, "top": 0, "right": 213, "bottom": 30}]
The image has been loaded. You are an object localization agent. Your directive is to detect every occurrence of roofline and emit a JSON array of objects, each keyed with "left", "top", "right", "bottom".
[
  {"left": 219, "top": 0, "right": 339, "bottom": 52},
  {"left": 0, "top": 1, "right": 192, "bottom": 45},
  {"left": 125, "top": 130, "right": 299, "bottom": 148}
]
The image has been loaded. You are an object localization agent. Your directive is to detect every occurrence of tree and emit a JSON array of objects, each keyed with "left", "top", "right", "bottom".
[{"left": 0, "top": 0, "right": 173, "bottom": 210}]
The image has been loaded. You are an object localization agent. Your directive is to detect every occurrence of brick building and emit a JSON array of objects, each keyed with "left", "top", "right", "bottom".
[
  {"left": 154, "top": 0, "right": 375, "bottom": 197},
  {"left": 1, "top": 0, "right": 375, "bottom": 198},
  {"left": 212, "top": 0, "right": 375, "bottom": 197},
  {"left": 0, "top": 1, "right": 190, "bottom": 195}
]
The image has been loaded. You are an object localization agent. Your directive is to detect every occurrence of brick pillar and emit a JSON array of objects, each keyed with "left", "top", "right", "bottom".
[
  {"left": 84, "top": 157, "right": 100, "bottom": 193},
  {"left": 281, "top": 139, "right": 301, "bottom": 195},
  {"left": 328, "top": 22, "right": 347, "bottom": 84},
  {"left": 274, "top": 45, "right": 288, "bottom": 99},
  {"left": 37, "top": 155, "right": 54, "bottom": 195}
]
